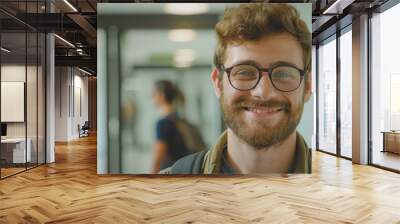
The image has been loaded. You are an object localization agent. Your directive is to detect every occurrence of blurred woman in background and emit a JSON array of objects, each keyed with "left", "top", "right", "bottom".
[{"left": 151, "top": 80, "right": 189, "bottom": 173}]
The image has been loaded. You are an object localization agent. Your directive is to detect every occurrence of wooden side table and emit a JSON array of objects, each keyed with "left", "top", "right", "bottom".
[{"left": 381, "top": 131, "right": 400, "bottom": 154}]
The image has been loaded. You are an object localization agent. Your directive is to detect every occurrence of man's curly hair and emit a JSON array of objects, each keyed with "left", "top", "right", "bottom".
[{"left": 214, "top": 3, "right": 311, "bottom": 78}]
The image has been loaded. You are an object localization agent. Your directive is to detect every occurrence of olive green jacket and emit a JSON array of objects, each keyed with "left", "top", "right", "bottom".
[{"left": 160, "top": 130, "right": 311, "bottom": 174}]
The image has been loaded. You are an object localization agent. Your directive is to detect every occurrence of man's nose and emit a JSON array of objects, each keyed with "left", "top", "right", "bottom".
[{"left": 250, "top": 72, "right": 280, "bottom": 99}]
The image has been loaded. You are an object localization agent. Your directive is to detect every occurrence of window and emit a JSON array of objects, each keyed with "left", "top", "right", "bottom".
[
  {"left": 340, "top": 28, "right": 352, "bottom": 158},
  {"left": 318, "top": 36, "right": 337, "bottom": 154},
  {"left": 0, "top": 1, "right": 47, "bottom": 179},
  {"left": 371, "top": 3, "right": 400, "bottom": 171}
]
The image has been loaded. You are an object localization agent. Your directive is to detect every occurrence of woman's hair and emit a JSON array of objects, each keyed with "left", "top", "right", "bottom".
[
  {"left": 154, "top": 80, "right": 185, "bottom": 107},
  {"left": 214, "top": 3, "right": 311, "bottom": 78}
]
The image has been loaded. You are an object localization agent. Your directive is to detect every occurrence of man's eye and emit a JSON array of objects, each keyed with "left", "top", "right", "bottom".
[
  {"left": 273, "top": 71, "right": 296, "bottom": 80},
  {"left": 234, "top": 70, "right": 257, "bottom": 79},
  {"left": 274, "top": 71, "right": 290, "bottom": 78}
]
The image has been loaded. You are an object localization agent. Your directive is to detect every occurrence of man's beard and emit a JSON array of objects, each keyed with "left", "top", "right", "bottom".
[{"left": 220, "top": 90, "right": 304, "bottom": 150}]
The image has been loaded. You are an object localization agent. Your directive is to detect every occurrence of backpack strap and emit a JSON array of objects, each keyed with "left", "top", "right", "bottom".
[{"left": 170, "top": 150, "right": 207, "bottom": 174}]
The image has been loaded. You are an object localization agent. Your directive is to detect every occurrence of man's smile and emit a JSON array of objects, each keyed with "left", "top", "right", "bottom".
[
  {"left": 243, "top": 106, "right": 284, "bottom": 113},
  {"left": 236, "top": 101, "right": 289, "bottom": 118},
  {"left": 243, "top": 106, "right": 285, "bottom": 119}
]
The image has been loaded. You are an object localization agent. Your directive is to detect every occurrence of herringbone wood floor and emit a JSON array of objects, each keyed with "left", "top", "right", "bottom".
[{"left": 1, "top": 134, "right": 400, "bottom": 224}]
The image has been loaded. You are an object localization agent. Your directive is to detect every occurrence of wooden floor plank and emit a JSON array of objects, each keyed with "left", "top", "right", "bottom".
[{"left": 0, "top": 134, "right": 400, "bottom": 223}]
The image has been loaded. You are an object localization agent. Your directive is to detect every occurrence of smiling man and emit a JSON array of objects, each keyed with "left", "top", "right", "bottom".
[{"left": 161, "top": 3, "right": 312, "bottom": 174}]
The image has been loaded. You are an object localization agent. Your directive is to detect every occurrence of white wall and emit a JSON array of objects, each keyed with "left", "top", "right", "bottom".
[
  {"left": 1, "top": 65, "right": 26, "bottom": 81},
  {"left": 1, "top": 65, "right": 37, "bottom": 137},
  {"left": 55, "top": 67, "right": 89, "bottom": 141},
  {"left": 55, "top": 67, "right": 68, "bottom": 141},
  {"left": 1, "top": 64, "right": 46, "bottom": 163},
  {"left": 72, "top": 72, "right": 89, "bottom": 138},
  {"left": 1, "top": 65, "right": 27, "bottom": 140}
]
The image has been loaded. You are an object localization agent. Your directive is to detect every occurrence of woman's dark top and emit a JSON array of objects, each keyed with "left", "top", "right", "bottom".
[{"left": 156, "top": 113, "right": 189, "bottom": 169}]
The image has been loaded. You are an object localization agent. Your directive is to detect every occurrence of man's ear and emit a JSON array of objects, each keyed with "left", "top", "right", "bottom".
[
  {"left": 303, "top": 72, "right": 312, "bottom": 102},
  {"left": 211, "top": 68, "right": 223, "bottom": 98}
]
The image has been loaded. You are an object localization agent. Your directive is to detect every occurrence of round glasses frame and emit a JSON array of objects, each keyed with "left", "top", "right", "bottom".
[{"left": 220, "top": 62, "right": 306, "bottom": 92}]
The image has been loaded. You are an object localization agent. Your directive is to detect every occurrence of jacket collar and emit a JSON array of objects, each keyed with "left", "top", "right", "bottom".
[{"left": 202, "top": 130, "right": 311, "bottom": 174}]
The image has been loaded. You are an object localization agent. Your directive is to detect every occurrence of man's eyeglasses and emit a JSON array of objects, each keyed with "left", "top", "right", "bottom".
[{"left": 220, "top": 63, "right": 306, "bottom": 92}]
